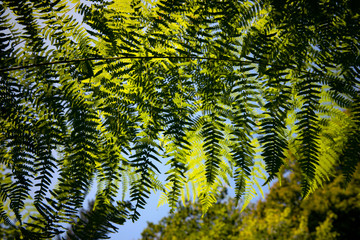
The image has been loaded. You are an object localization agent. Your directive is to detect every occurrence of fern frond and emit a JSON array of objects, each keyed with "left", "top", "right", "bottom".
[
  {"left": 296, "top": 78, "right": 322, "bottom": 197},
  {"left": 129, "top": 141, "right": 161, "bottom": 221},
  {"left": 240, "top": 159, "right": 268, "bottom": 211},
  {"left": 340, "top": 97, "right": 360, "bottom": 184},
  {"left": 66, "top": 198, "right": 131, "bottom": 240},
  {"left": 259, "top": 76, "right": 291, "bottom": 184}
]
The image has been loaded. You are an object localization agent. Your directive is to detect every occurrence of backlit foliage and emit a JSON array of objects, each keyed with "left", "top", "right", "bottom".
[{"left": 0, "top": 0, "right": 359, "bottom": 238}]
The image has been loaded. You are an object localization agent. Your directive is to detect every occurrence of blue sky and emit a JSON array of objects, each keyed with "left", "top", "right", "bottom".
[{"left": 112, "top": 191, "right": 171, "bottom": 240}]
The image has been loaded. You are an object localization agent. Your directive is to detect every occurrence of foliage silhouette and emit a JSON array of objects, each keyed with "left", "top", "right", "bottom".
[{"left": 0, "top": 0, "right": 359, "bottom": 238}]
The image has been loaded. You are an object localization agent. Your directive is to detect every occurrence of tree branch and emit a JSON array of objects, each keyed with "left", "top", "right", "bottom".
[{"left": 0, "top": 56, "right": 281, "bottom": 73}]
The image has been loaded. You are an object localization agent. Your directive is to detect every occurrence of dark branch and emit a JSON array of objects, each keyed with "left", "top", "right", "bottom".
[{"left": 0, "top": 56, "right": 291, "bottom": 73}]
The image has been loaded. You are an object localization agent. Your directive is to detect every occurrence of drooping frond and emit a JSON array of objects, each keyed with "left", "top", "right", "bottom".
[
  {"left": 295, "top": 76, "right": 321, "bottom": 197},
  {"left": 340, "top": 96, "right": 360, "bottom": 184},
  {"left": 65, "top": 199, "right": 131, "bottom": 240}
]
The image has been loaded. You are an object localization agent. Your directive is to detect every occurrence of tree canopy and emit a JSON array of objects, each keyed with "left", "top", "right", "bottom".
[
  {"left": 140, "top": 160, "right": 360, "bottom": 240},
  {"left": 1, "top": 0, "right": 359, "bottom": 239}
]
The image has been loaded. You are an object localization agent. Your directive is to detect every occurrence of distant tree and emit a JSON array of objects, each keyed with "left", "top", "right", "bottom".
[
  {"left": 141, "top": 189, "right": 249, "bottom": 240},
  {"left": 141, "top": 162, "right": 360, "bottom": 240},
  {"left": 242, "top": 162, "right": 360, "bottom": 239}
]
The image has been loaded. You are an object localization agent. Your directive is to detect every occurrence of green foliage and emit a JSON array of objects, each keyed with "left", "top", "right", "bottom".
[
  {"left": 1, "top": 0, "right": 359, "bottom": 238},
  {"left": 60, "top": 200, "right": 132, "bottom": 240},
  {"left": 140, "top": 162, "right": 360, "bottom": 240},
  {"left": 141, "top": 189, "right": 247, "bottom": 240}
]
